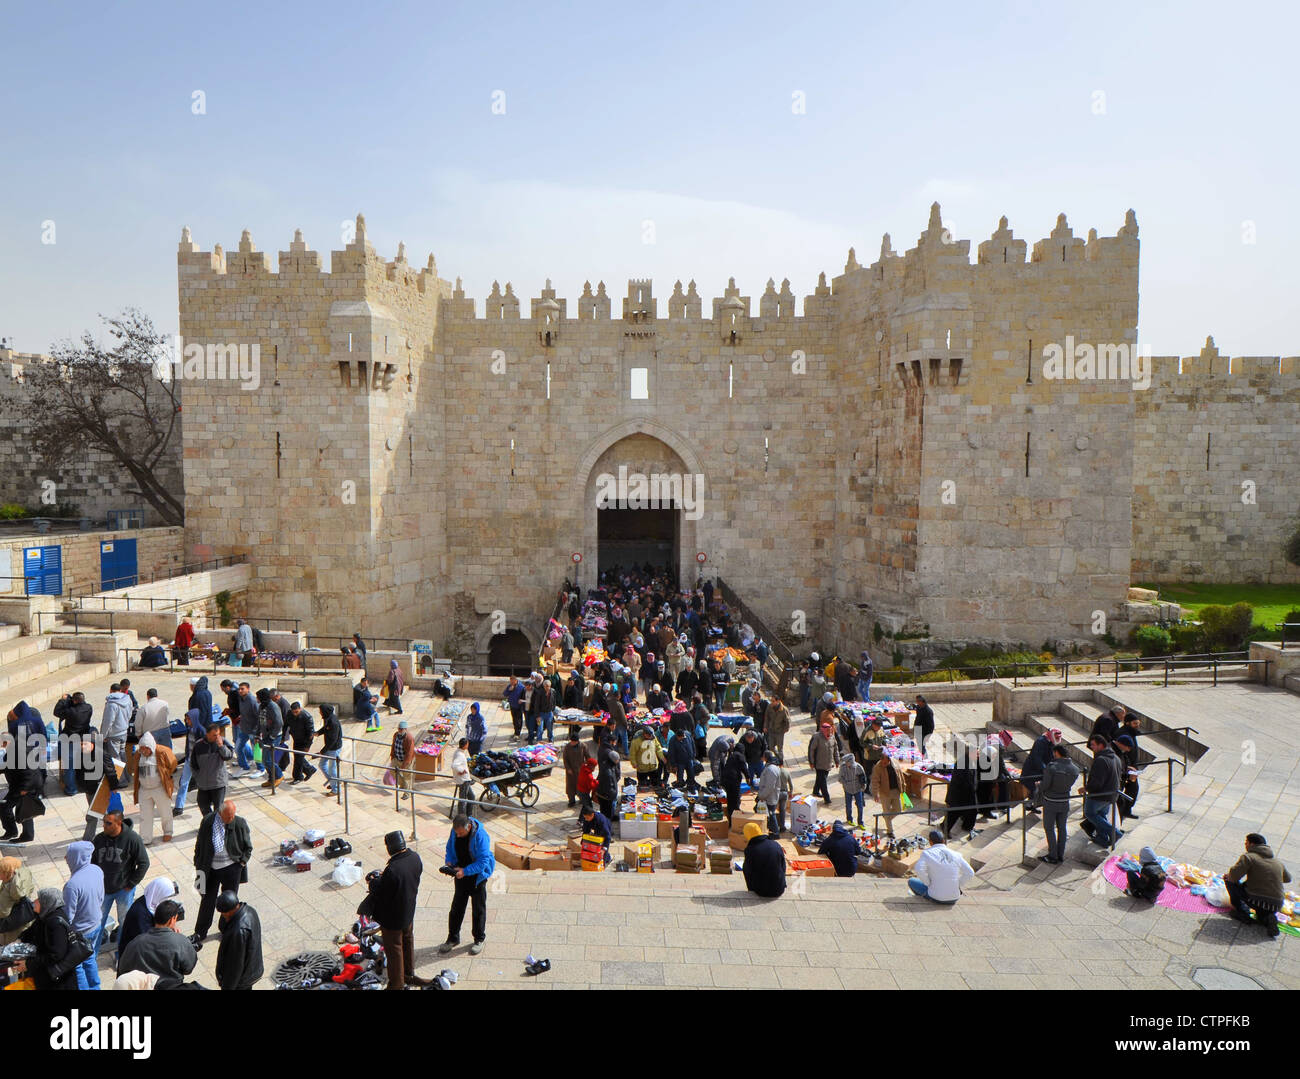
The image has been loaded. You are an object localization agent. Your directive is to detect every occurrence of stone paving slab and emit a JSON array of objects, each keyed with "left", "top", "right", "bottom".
[{"left": 5, "top": 664, "right": 1300, "bottom": 989}]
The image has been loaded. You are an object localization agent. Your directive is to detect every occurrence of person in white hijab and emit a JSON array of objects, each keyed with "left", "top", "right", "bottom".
[
  {"left": 116, "top": 876, "right": 181, "bottom": 961},
  {"left": 132, "top": 731, "right": 176, "bottom": 844}
]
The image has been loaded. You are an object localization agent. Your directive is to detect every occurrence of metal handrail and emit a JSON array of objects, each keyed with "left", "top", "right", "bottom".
[
  {"left": 305, "top": 635, "right": 414, "bottom": 652},
  {"left": 240, "top": 617, "right": 302, "bottom": 632},
  {"left": 334, "top": 774, "right": 535, "bottom": 841},
  {"left": 1278, "top": 622, "right": 1300, "bottom": 650},
  {"left": 0, "top": 575, "right": 40, "bottom": 597},
  {"left": 869, "top": 653, "right": 1267, "bottom": 689},
  {"left": 69, "top": 594, "right": 182, "bottom": 612}
]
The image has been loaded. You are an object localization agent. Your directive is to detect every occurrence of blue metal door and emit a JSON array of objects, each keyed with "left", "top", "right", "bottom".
[
  {"left": 22, "top": 545, "right": 62, "bottom": 596},
  {"left": 99, "top": 538, "right": 138, "bottom": 590}
]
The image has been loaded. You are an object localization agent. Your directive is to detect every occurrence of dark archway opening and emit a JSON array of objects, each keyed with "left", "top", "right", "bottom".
[
  {"left": 597, "top": 506, "right": 679, "bottom": 581},
  {"left": 488, "top": 630, "right": 533, "bottom": 676}
]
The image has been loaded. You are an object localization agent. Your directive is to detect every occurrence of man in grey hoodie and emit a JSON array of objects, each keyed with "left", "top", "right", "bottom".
[
  {"left": 101, "top": 685, "right": 133, "bottom": 788},
  {"left": 1036, "top": 743, "right": 1081, "bottom": 864},
  {"left": 63, "top": 840, "right": 104, "bottom": 989}
]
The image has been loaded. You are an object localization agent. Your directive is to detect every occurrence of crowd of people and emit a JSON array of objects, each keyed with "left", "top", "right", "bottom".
[{"left": 3, "top": 572, "right": 1291, "bottom": 987}]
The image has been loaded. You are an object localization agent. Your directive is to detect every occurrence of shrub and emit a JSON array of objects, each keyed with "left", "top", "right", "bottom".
[
  {"left": 1286, "top": 522, "right": 1300, "bottom": 568},
  {"left": 214, "top": 590, "right": 232, "bottom": 626},
  {"left": 1199, "top": 602, "right": 1255, "bottom": 651},
  {"left": 0, "top": 503, "right": 30, "bottom": 520},
  {"left": 1286, "top": 609, "right": 1300, "bottom": 626},
  {"left": 1169, "top": 623, "right": 1204, "bottom": 653},
  {"left": 891, "top": 648, "right": 903, "bottom": 667},
  {"left": 1130, "top": 625, "right": 1172, "bottom": 657},
  {"left": 934, "top": 646, "right": 1052, "bottom": 678},
  {"left": 873, "top": 622, "right": 884, "bottom": 643}
]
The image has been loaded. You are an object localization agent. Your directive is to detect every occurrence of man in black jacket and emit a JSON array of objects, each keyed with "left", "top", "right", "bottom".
[
  {"left": 54, "top": 692, "right": 94, "bottom": 796},
  {"left": 285, "top": 701, "right": 317, "bottom": 783},
  {"left": 370, "top": 830, "right": 426, "bottom": 990},
  {"left": 818, "top": 820, "right": 859, "bottom": 877},
  {"left": 1090, "top": 705, "right": 1125, "bottom": 745},
  {"left": 741, "top": 822, "right": 786, "bottom": 897},
  {"left": 913, "top": 695, "right": 936, "bottom": 757},
  {"left": 191, "top": 800, "right": 252, "bottom": 947},
  {"left": 316, "top": 704, "right": 343, "bottom": 795},
  {"left": 1081, "top": 735, "right": 1124, "bottom": 847},
  {"left": 215, "top": 890, "right": 263, "bottom": 989}
]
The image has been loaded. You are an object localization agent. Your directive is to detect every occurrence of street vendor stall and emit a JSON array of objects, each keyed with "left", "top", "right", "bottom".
[{"left": 410, "top": 700, "right": 467, "bottom": 778}]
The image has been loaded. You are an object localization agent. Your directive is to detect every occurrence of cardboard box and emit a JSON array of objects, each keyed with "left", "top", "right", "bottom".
[
  {"left": 697, "top": 818, "right": 730, "bottom": 839},
  {"left": 675, "top": 848, "right": 703, "bottom": 873},
  {"left": 709, "top": 850, "right": 734, "bottom": 874},
  {"left": 730, "top": 809, "right": 766, "bottom": 833},
  {"left": 529, "top": 848, "right": 570, "bottom": 872},
  {"left": 494, "top": 841, "right": 534, "bottom": 870},
  {"left": 657, "top": 818, "right": 676, "bottom": 840},
  {"left": 789, "top": 797, "right": 819, "bottom": 833},
  {"left": 790, "top": 857, "right": 835, "bottom": 878},
  {"left": 620, "top": 817, "right": 658, "bottom": 841},
  {"left": 622, "top": 840, "right": 660, "bottom": 868}
]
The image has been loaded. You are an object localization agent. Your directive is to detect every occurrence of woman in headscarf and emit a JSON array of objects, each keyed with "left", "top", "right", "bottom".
[
  {"left": 115, "top": 877, "right": 180, "bottom": 963},
  {"left": 945, "top": 739, "right": 980, "bottom": 840},
  {"left": 0, "top": 855, "right": 37, "bottom": 945},
  {"left": 384, "top": 659, "right": 405, "bottom": 716},
  {"left": 15, "top": 888, "right": 82, "bottom": 990},
  {"left": 1019, "top": 727, "right": 1061, "bottom": 807}
]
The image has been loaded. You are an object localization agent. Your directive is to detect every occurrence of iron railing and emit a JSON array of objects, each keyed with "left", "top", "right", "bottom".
[
  {"left": 1279, "top": 623, "right": 1300, "bottom": 650},
  {"left": 872, "top": 653, "right": 1267, "bottom": 689},
  {"left": 305, "top": 635, "right": 414, "bottom": 652}
]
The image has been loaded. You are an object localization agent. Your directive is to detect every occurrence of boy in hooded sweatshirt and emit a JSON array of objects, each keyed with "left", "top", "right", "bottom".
[
  {"left": 1124, "top": 846, "right": 1167, "bottom": 902},
  {"left": 63, "top": 840, "right": 104, "bottom": 989}
]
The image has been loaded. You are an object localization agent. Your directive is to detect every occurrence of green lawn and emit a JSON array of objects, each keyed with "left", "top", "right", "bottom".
[{"left": 1137, "top": 582, "right": 1300, "bottom": 627}]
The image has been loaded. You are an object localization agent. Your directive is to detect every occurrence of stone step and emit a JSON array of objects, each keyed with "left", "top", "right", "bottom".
[
  {"left": 0, "top": 623, "right": 22, "bottom": 643},
  {"left": 0, "top": 646, "right": 78, "bottom": 694},
  {"left": 9, "top": 660, "right": 113, "bottom": 714},
  {"left": 1286, "top": 674, "right": 1300, "bottom": 696},
  {"left": 0, "top": 632, "right": 53, "bottom": 666}
]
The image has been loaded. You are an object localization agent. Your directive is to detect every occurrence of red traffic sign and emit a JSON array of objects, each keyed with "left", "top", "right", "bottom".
[
  {"left": 696, "top": 552, "right": 707, "bottom": 563},
  {"left": 571, "top": 552, "right": 582, "bottom": 563}
]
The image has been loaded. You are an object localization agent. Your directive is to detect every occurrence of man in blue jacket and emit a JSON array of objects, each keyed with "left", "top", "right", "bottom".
[{"left": 438, "top": 814, "right": 494, "bottom": 955}]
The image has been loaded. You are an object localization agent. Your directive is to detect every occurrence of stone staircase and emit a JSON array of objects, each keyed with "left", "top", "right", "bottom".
[
  {"left": 966, "top": 690, "right": 1213, "bottom": 870},
  {"left": 0, "top": 621, "right": 113, "bottom": 711}
]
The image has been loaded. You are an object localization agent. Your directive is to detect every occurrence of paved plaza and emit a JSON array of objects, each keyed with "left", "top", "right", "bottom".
[{"left": 7, "top": 665, "right": 1300, "bottom": 990}]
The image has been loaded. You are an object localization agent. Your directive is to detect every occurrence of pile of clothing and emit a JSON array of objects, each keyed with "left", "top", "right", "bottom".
[
  {"left": 469, "top": 751, "right": 518, "bottom": 779},
  {"left": 707, "top": 645, "right": 751, "bottom": 664},
  {"left": 438, "top": 702, "right": 468, "bottom": 721},
  {"left": 512, "top": 743, "right": 558, "bottom": 767},
  {"left": 581, "top": 643, "right": 609, "bottom": 665}
]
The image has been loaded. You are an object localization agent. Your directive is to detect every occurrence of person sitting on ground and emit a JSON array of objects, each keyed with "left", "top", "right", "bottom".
[
  {"left": 741, "top": 821, "right": 786, "bottom": 898},
  {"left": 1223, "top": 832, "right": 1292, "bottom": 938},
  {"left": 1124, "top": 846, "right": 1167, "bottom": 902},
  {"left": 139, "top": 637, "right": 169, "bottom": 668},
  {"left": 908, "top": 830, "right": 975, "bottom": 904},
  {"left": 818, "top": 820, "right": 859, "bottom": 878}
]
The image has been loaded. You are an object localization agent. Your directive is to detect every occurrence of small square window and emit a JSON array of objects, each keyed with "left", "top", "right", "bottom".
[{"left": 630, "top": 367, "right": 649, "bottom": 400}]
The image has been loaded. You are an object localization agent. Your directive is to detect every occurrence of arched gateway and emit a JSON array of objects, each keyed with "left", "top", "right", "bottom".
[{"left": 575, "top": 422, "right": 709, "bottom": 588}]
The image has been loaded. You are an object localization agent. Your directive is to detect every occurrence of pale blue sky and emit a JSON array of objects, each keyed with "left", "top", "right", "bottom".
[{"left": 1, "top": 0, "right": 1295, "bottom": 356}]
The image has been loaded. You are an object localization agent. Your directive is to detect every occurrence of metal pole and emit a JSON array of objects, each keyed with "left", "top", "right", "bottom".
[
  {"left": 1163, "top": 660, "right": 1169, "bottom": 688},
  {"left": 1167, "top": 759, "right": 1172, "bottom": 814},
  {"left": 1213, "top": 659, "right": 1218, "bottom": 687},
  {"left": 1064, "top": 661, "right": 1069, "bottom": 689},
  {"left": 343, "top": 781, "right": 350, "bottom": 834},
  {"left": 410, "top": 778, "right": 417, "bottom": 840}
]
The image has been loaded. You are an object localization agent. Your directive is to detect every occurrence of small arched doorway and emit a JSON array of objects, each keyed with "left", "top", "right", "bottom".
[{"left": 487, "top": 630, "right": 533, "bottom": 676}]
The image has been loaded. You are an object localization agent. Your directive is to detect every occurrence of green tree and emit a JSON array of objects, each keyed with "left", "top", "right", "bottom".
[{"left": 23, "top": 309, "right": 182, "bottom": 525}]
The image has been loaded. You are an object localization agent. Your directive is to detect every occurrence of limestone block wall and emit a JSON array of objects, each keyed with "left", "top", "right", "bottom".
[
  {"left": 0, "top": 526, "right": 183, "bottom": 598},
  {"left": 826, "top": 207, "right": 1140, "bottom": 652},
  {"left": 435, "top": 275, "right": 837, "bottom": 641},
  {"left": 1133, "top": 345, "right": 1300, "bottom": 583},
  {"left": 176, "top": 218, "right": 449, "bottom": 641}
]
